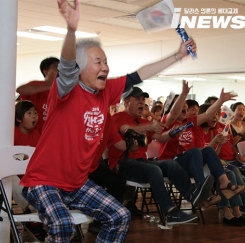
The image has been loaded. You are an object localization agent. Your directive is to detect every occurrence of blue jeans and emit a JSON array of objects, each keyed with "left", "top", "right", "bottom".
[
  {"left": 175, "top": 147, "right": 225, "bottom": 187},
  {"left": 227, "top": 162, "right": 245, "bottom": 207},
  {"left": 175, "top": 148, "right": 205, "bottom": 187},
  {"left": 119, "top": 158, "right": 195, "bottom": 215}
]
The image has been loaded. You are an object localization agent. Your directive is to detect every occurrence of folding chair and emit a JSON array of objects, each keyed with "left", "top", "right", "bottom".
[
  {"left": 164, "top": 177, "right": 205, "bottom": 224},
  {"left": 0, "top": 145, "right": 92, "bottom": 243},
  {"left": 237, "top": 141, "right": 245, "bottom": 156},
  {"left": 126, "top": 180, "right": 165, "bottom": 224}
]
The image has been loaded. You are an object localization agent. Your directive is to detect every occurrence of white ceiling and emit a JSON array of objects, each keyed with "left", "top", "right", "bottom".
[{"left": 17, "top": 0, "right": 245, "bottom": 81}]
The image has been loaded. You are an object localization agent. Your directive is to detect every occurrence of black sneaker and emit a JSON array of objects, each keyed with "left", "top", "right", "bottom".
[
  {"left": 24, "top": 222, "right": 47, "bottom": 242},
  {"left": 166, "top": 207, "right": 197, "bottom": 226},
  {"left": 189, "top": 175, "right": 214, "bottom": 207}
]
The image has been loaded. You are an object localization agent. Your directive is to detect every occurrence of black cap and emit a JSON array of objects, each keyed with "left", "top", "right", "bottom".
[{"left": 122, "top": 87, "right": 149, "bottom": 100}]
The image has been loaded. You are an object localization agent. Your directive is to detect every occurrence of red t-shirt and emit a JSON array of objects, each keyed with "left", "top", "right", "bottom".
[
  {"left": 108, "top": 111, "right": 154, "bottom": 170},
  {"left": 20, "top": 81, "right": 50, "bottom": 134},
  {"left": 158, "top": 115, "right": 197, "bottom": 160},
  {"left": 14, "top": 126, "right": 40, "bottom": 147},
  {"left": 193, "top": 122, "right": 235, "bottom": 161},
  {"left": 20, "top": 77, "right": 126, "bottom": 191},
  {"left": 88, "top": 114, "right": 122, "bottom": 174}
]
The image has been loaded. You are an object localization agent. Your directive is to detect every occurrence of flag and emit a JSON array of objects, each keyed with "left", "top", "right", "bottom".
[
  {"left": 136, "top": 0, "right": 174, "bottom": 34},
  {"left": 222, "top": 121, "right": 231, "bottom": 136},
  {"left": 219, "top": 105, "right": 235, "bottom": 125}
]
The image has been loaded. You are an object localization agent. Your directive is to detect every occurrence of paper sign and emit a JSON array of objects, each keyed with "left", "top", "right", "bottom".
[
  {"left": 163, "top": 91, "right": 175, "bottom": 114},
  {"left": 136, "top": 0, "right": 174, "bottom": 33}
]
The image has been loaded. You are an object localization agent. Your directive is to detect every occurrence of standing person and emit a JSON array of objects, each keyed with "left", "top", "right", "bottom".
[
  {"left": 20, "top": 0, "right": 197, "bottom": 241},
  {"left": 16, "top": 57, "right": 59, "bottom": 134}
]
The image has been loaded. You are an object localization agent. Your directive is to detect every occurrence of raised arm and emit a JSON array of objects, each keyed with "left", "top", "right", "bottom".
[
  {"left": 197, "top": 88, "right": 237, "bottom": 126},
  {"left": 165, "top": 80, "right": 191, "bottom": 127},
  {"left": 137, "top": 39, "right": 197, "bottom": 80},
  {"left": 58, "top": 0, "right": 80, "bottom": 61},
  {"left": 16, "top": 83, "right": 51, "bottom": 96}
]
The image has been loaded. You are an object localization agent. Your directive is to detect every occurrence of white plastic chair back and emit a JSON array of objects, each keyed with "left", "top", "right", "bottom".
[
  {"left": 0, "top": 146, "right": 91, "bottom": 243},
  {"left": 237, "top": 141, "right": 245, "bottom": 156},
  {"left": 0, "top": 146, "right": 34, "bottom": 180}
]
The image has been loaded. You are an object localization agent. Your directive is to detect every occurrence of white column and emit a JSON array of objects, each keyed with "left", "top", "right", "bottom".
[{"left": 0, "top": 0, "right": 18, "bottom": 242}]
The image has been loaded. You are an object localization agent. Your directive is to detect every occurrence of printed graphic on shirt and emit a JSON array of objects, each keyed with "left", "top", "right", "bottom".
[
  {"left": 179, "top": 130, "right": 193, "bottom": 146},
  {"left": 84, "top": 107, "right": 104, "bottom": 141}
]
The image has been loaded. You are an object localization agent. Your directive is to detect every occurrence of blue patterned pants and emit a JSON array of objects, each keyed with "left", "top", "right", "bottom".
[{"left": 22, "top": 179, "right": 131, "bottom": 243}]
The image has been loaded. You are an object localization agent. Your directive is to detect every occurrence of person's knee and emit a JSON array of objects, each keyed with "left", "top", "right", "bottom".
[
  {"left": 120, "top": 207, "right": 131, "bottom": 223},
  {"left": 202, "top": 146, "right": 215, "bottom": 155},
  {"left": 226, "top": 171, "right": 236, "bottom": 182},
  {"left": 189, "top": 147, "right": 203, "bottom": 157},
  {"left": 148, "top": 165, "right": 162, "bottom": 179},
  {"left": 50, "top": 216, "right": 76, "bottom": 238}
]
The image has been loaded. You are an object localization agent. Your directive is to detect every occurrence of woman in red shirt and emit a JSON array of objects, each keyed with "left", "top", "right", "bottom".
[
  {"left": 193, "top": 104, "right": 245, "bottom": 226},
  {"left": 158, "top": 89, "right": 243, "bottom": 207}
]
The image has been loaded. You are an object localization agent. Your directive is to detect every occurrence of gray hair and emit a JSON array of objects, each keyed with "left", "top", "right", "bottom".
[{"left": 76, "top": 38, "right": 102, "bottom": 73}]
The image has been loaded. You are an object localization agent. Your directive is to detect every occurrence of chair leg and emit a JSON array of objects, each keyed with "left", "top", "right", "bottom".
[
  {"left": 192, "top": 205, "right": 205, "bottom": 224},
  {"left": 75, "top": 225, "right": 86, "bottom": 243},
  {"left": 149, "top": 189, "right": 165, "bottom": 225},
  {"left": 0, "top": 181, "right": 21, "bottom": 243},
  {"left": 140, "top": 188, "right": 150, "bottom": 216}
]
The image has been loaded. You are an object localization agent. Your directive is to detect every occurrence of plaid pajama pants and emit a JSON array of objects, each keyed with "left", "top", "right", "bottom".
[{"left": 22, "top": 179, "right": 131, "bottom": 243}]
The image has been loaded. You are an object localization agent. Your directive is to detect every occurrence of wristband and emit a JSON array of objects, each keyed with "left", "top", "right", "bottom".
[{"left": 168, "top": 131, "right": 175, "bottom": 138}]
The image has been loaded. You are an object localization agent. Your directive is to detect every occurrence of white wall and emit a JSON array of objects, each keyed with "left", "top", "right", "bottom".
[{"left": 16, "top": 32, "right": 245, "bottom": 106}]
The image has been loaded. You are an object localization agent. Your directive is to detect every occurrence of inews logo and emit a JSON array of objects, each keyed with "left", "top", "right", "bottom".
[{"left": 170, "top": 8, "right": 245, "bottom": 29}]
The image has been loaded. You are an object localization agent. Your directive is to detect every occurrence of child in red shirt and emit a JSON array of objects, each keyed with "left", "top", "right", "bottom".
[{"left": 13, "top": 100, "right": 46, "bottom": 241}]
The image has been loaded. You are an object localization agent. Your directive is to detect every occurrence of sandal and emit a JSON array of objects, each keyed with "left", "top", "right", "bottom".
[
  {"left": 203, "top": 195, "right": 221, "bottom": 208},
  {"left": 220, "top": 182, "right": 244, "bottom": 199}
]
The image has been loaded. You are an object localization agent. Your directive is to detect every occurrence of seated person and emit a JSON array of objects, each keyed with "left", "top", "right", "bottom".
[
  {"left": 186, "top": 99, "right": 199, "bottom": 117},
  {"left": 158, "top": 87, "right": 242, "bottom": 204},
  {"left": 108, "top": 86, "right": 215, "bottom": 226},
  {"left": 193, "top": 103, "right": 245, "bottom": 226},
  {"left": 230, "top": 102, "right": 245, "bottom": 149},
  {"left": 14, "top": 100, "right": 47, "bottom": 241}
]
